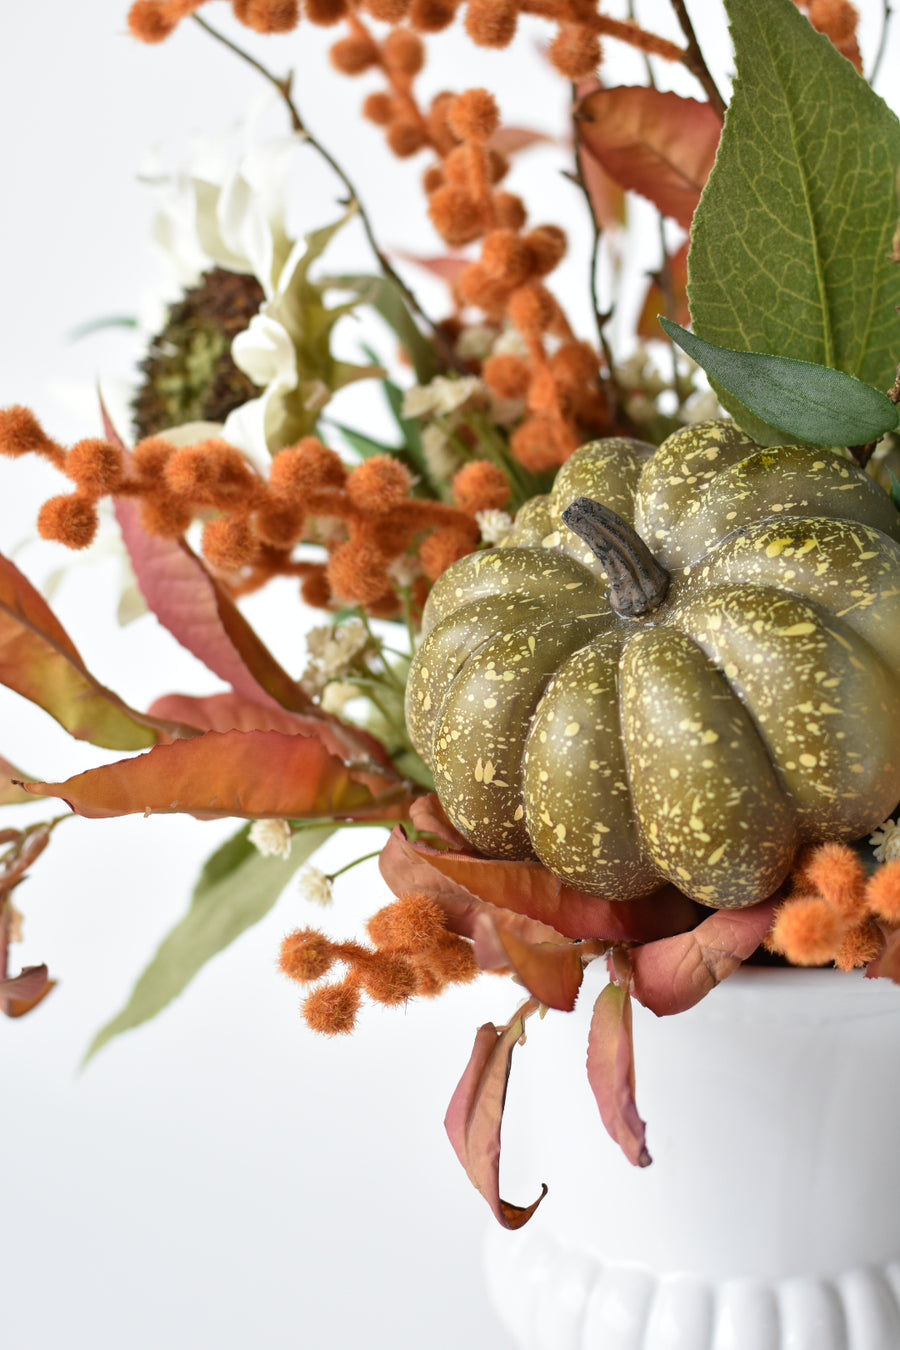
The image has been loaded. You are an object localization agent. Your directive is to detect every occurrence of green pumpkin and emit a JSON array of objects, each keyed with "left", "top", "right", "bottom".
[{"left": 405, "top": 420, "right": 900, "bottom": 909}]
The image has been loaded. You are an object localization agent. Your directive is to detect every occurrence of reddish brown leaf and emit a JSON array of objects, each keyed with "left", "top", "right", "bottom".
[
  {"left": 473, "top": 913, "right": 584, "bottom": 1011},
  {"left": 577, "top": 86, "right": 721, "bottom": 228},
  {"left": 20, "top": 729, "right": 412, "bottom": 822},
  {"left": 637, "top": 239, "right": 690, "bottom": 340},
  {"left": 114, "top": 500, "right": 313, "bottom": 715},
  {"left": 408, "top": 793, "right": 472, "bottom": 850},
  {"left": 866, "top": 929, "right": 900, "bottom": 982},
  {"left": 587, "top": 980, "right": 651, "bottom": 1167},
  {"left": 0, "top": 962, "right": 56, "bottom": 1018},
  {"left": 444, "top": 1004, "right": 547, "bottom": 1228},
  {"left": 631, "top": 898, "right": 779, "bottom": 1015},
  {"left": 0, "top": 552, "right": 186, "bottom": 751},
  {"left": 1, "top": 825, "right": 51, "bottom": 890},
  {"left": 380, "top": 823, "right": 698, "bottom": 942},
  {"left": 575, "top": 79, "right": 627, "bottom": 232}
]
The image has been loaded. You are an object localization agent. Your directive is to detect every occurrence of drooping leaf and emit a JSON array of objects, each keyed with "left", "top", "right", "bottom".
[
  {"left": 0, "top": 963, "right": 56, "bottom": 1018},
  {"left": 379, "top": 816, "right": 698, "bottom": 943},
  {"left": 659, "top": 319, "right": 899, "bottom": 446},
  {"left": 84, "top": 822, "right": 332, "bottom": 1060},
  {"left": 114, "top": 500, "right": 313, "bottom": 714},
  {"left": 587, "top": 981, "right": 651, "bottom": 1167},
  {"left": 637, "top": 241, "right": 689, "bottom": 340},
  {"left": 0, "top": 552, "right": 184, "bottom": 751},
  {"left": 444, "top": 1004, "right": 547, "bottom": 1228},
  {"left": 631, "top": 898, "right": 778, "bottom": 1015},
  {"left": 688, "top": 0, "right": 900, "bottom": 431},
  {"left": 577, "top": 86, "right": 721, "bottom": 228},
  {"left": 21, "top": 728, "right": 411, "bottom": 822},
  {"left": 472, "top": 913, "right": 584, "bottom": 1011}
]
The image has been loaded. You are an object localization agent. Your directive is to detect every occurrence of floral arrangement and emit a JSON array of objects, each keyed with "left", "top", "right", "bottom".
[{"left": 3, "top": 0, "right": 900, "bottom": 1234}]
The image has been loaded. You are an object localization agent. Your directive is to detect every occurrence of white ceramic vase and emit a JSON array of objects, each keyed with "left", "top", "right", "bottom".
[{"left": 483, "top": 964, "right": 900, "bottom": 1349}]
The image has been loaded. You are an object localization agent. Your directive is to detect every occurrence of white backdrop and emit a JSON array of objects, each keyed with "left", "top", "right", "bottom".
[{"left": 1, "top": 4, "right": 897, "bottom": 1348}]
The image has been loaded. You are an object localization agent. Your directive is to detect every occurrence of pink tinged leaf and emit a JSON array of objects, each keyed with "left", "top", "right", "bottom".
[
  {"left": 473, "top": 913, "right": 584, "bottom": 1011},
  {"left": 113, "top": 500, "right": 312, "bottom": 714},
  {"left": 444, "top": 1006, "right": 547, "bottom": 1229},
  {"left": 393, "top": 251, "right": 470, "bottom": 285},
  {"left": 0, "top": 962, "right": 56, "bottom": 1018},
  {"left": 408, "top": 792, "right": 472, "bottom": 850},
  {"left": 20, "top": 729, "right": 412, "bottom": 822},
  {"left": 587, "top": 981, "right": 652, "bottom": 1168},
  {"left": 866, "top": 929, "right": 900, "bottom": 982},
  {"left": 631, "top": 898, "right": 779, "bottom": 1016},
  {"left": 577, "top": 86, "right": 721, "bottom": 229},
  {"left": 487, "top": 126, "right": 552, "bottom": 156},
  {"left": 0, "top": 552, "right": 182, "bottom": 751}
]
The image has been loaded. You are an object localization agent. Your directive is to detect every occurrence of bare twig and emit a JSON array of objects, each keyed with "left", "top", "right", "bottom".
[
  {"left": 191, "top": 14, "right": 463, "bottom": 371},
  {"left": 668, "top": 0, "right": 727, "bottom": 121},
  {"left": 870, "top": 1, "right": 893, "bottom": 87}
]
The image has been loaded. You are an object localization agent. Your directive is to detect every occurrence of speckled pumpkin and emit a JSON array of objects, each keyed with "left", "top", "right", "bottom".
[{"left": 405, "top": 420, "right": 900, "bottom": 909}]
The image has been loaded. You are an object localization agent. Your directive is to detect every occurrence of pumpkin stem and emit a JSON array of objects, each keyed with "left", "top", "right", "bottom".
[{"left": 561, "top": 497, "right": 669, "bottom": 617}]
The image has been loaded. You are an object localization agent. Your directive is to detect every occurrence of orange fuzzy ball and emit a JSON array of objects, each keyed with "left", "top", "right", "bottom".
[
  {"left": 304, "top": 0, "right": 348, "bottom": 20},
  {"left": 133, "top": 436, "right": 176, "bottom": 480},
  {"left": 510, "top": 414, "right": 578, "bottom": 472},
  {"left": 254, "top": 502, "right": 303, "bottom": 548},
  {"left": 300, "top": 567, "right": 333, "bottom": 609},
  {"left": 447, "top": 88, "right": 500, "bottom": 142},
  {"left": 428, "top": 185, "right": 488, "bottom": 247},
  {"left": 483, "top": 353, "right": 531, "bottom": 400},
  {"left": 798, "top": 842, "right": 867, "bottom": 919},
  {"left": 452, "top": 460, "right": 510, "bottom": 514},
  {"left": 63, "top": 439, "right": 123, "bottom": 494},
  {"left": 363, "top": 91, "right": 395, "bottom": 125},
  {"left": 481, "top": 229, "right": 533, "bottom": 284},
  {"left": 302, "top": 979, "right": 361, "bottom": 1035},
  {"left": 526, "top": 225, "right": 567, "bottom": 276},
  {"left": 507, "top": 282, "right": 556, "bottom": 337},
  {"left": 127, "top": 0, "right": 180, "bottom": 42},
  {"left": 346, "top": 456, "right": 411, "bottom": 512},
  {"left": 419, "top": 526, "right": 476, "bottom": 579},
  {"left": 367, "top": 893, "right": 447, "bottom": 950},
  {"left": 550, "top": 340, "right": 600, "bottom": 390},
  {"left": 493, "top": 192, "right": 527, "bottom": 231},
  {"left": 382, "top": 27, "right": 425, "bottom": 76},
  {"left": 241, "top": 0, "right": 300, "bottom": 32},
  {"left": 430, "top": 932, "right": 479, "bottom": 984},
  {"left": 327, "top": 539, "right": 390, "bottom": 605},
  {"left": 771, "top": 895, "right": 845, "bottom": 966},
  {"left": 165, "top": 441, "right": 257, "bottom": 505},
  {"left": 464, "top": 0, "right": 518, "bottom": 47},
  {"left": 330, "top": 34, "right": 379, "bottom": 73},
  {"left": 357, "top": 952, "right": 420, "bottom": 1005},
  {"left": 37, "top": 494, "right": 98, "bottom": 550},
  {"left": 139, "top": 494, "right": 194, "bottom": 538},
  {"left": 455, "top": 262, "right": 514, "bottom": 315},
  {"left": 363, "top": 0, "right": 410, "bottom": 18},
  {"left": 834, "top": 917, "right": 884, "bottom": 972},
  {"left": 279, "top": 928, "right": 335, "bottom": 982},
  {"left": 548, "top": 24, "right": 601, "bottom": 79},
  {"left": 270, "top": 439, "right": 347, "bottom": 498},
  {"left": 409, "top": 0, "right": 457, "bottom": 31},
  {"left": 387, "top": 118, "right": 429, "bottom": 157},
  {"left": 866, "top": 861, "right": 900, "bottom": 924},
  {"left": 201, "top": 517, "right": 257, "bottom": 572}
]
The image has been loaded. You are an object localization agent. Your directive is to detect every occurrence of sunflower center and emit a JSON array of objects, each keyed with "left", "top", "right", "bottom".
[{"left": 132, "top": 267, "right": 266, "bottom": 439}]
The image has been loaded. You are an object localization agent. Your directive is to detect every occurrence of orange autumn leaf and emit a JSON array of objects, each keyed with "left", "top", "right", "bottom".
[
  {"left": 577, "top": 86, "right": 721, "bottom": 229},
  {"left": 0, "top": 963, "right": 56, "bottom": 1018},
  {"left": 473, "top": 913, "right": 585, "bottom": 1011},
  {"left": 20, "top": 729, "right": 412, "bottom": 822},
  {"left": 637, "top": 239, "right": 690, "bottom": 340}
]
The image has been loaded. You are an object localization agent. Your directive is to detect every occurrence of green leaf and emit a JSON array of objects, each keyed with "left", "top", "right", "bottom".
[
  {"left": 659, "top": 318, "right": 899, "bottom": 446},
  {"left": 688, "top": 0, "right": 900, "bottom": 424},
  {"left": 890, "top": 470, "right": 900, "bottom": 513},
  {"left": 322, "top": 272, "right": 440, "bottom": 384},
  {"left": 84, "top": 822, "right": 334, "bottom": 1062}
]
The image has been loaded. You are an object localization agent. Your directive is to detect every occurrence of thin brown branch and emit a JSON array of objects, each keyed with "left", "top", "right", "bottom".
[
  {"left": 668, "top": 0, "right": 727, "bottom": 121},
  {"left": 190, "top": 14, "right": 463, "bottom": 372}
]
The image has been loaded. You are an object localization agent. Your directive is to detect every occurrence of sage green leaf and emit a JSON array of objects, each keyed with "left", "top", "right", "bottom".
[
  {"left": 321, "top": 272, "right": 439, "bottom": 384},
  {"left": 84, "top": 822, "right": 334, "bottom": 1062},
  {"left": 688, "top": 0, "right": 900, "bottom": 425},
  {"left": 659, "top": 318, "right": 899, "bottom": 446},
  {"left": 890, "top": 471, "right": 900, "bottom": 513}
]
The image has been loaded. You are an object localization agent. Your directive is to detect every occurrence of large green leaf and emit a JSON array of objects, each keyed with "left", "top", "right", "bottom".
[
  {"left": 688, "top": 0, "right": 900, "bottom": 429},
  {"left": 659, "top": 318, "right": 899, "bottom": 446},
  {"left": 84, "top": 822, "right": 334, "bottom": 1061}
]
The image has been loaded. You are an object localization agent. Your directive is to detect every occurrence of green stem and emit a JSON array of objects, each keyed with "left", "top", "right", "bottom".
[{"left": 328, "top": 848, "right": 384, "bottom": 882}]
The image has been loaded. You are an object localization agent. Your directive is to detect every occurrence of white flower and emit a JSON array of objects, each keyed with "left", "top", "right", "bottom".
[
  {"left": 143, "top": 112, "right": 361, "bottom": 469},
  {"left": 402, "top": 375, "right": 484, "bottom": 419},
  {"left": 387, "top": 553, "right": 422, "bottom": 588},
  {"left": 320, "top": 680, "right": 362, "bottom": 714},
  {"left": 298, "top": 866, "right": 334, "bottom": 907},
  {"left": 870, "top": 818, "right": 900, "bottom": 863},
  {"left": 421, "top": 423, "right": 462, "bottom": 482},
  {"left": 249, "top": 818, "right": 293, "bottom": 859},
  {"left": 302, "top": 618, "right": 370, "bottom": 694},
  {"left": 476, "top": 509, "right": 514, "bottom": 545}
]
